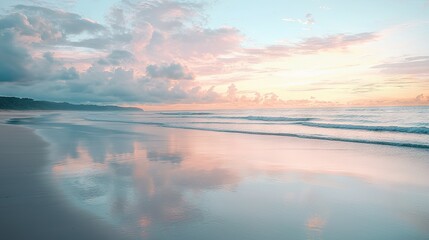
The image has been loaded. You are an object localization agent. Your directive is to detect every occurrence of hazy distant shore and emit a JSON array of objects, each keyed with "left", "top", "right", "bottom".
[{"left": 0, "top": 124, "right": 132, "bottom": 240}]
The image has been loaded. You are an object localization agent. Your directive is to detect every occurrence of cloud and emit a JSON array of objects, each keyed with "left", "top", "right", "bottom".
[
  {"left": 416, "top": 94, "right": 429, "bottom": 103},
  {"left": 243, "top": 32, "right": 378, "bottom": 59},
  {"left": 0, "top": 1, "right": 225, "bottom": 103},
  {"left": 283, "top": 13, "right": 315, "bottom": 25},
  {"left": 98, "top": 50, "right": 135, "bottom": 65},
  {"left": 0, "top": 29, "right": 30, "bottom": 82},
  {"left": 193, "top": 31, "right": 380, "bottom": 83},
  {"left": 349, "top": 93, "right": 429, "bottom": 106},
  {"left": 373, "top": 56, "right": 429, "bottom": 75},
  {"left": 0, "top": 5, "right": 106, "bottom": 48},
  {"left": 165, "top": 27, "right": 243, "bottom": 59},
  {"left": 297, "top": 32, "right": 378, "bottom": 51},
  {"left": 124, "top": 0, "right": 203, "bottom": 31},
  {"left": 0, "top": 4, "right": 135, "bottom": 54},
  {"left": 0, "top": 28, "right": 79, "bottom": 83},
  {"left": 14, "top": 5, "right": 106, "bottom": 35},
  {"left": 146, "top": 63, "right": 193, "bottom": 80},
  {"left": 0, "top": 1, "right": 391, "bottom": 107},
  {"left": 0, "top": 1, "right": 248, "bottom": 105}
]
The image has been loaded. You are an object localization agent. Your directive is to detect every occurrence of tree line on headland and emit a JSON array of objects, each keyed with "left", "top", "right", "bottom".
[{"left": 0, "top": 96, "right": 142, "bottom": 111}]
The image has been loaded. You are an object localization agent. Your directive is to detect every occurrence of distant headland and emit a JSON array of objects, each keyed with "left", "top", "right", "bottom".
[{"left": 0, "top": 96, "right": 143, "bottom": 111}]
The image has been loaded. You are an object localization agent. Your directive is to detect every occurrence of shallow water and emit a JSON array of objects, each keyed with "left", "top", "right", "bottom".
[{"left": 5, "top": 108, "right": 429, "bottom": 239}]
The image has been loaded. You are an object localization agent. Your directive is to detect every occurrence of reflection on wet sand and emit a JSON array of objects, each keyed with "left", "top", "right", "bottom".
[
  {"left": 25, "top": 117, "right": 429, "bottom": 239},
  {"left": 46, "top": 124, "right": 240, "bottom": 237},
  {"left": 306, "top": 215, "right": 325, "bottom": 240}
]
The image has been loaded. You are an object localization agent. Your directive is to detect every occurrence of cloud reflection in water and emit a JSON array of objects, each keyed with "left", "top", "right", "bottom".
[{"left": 22, "top": 115, "right": 429, "bottom": 240}]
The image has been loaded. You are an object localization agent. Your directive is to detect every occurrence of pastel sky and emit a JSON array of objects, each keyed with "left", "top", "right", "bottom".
[{"left": 0, "top": 0, "right": 428, "bottom": 109}]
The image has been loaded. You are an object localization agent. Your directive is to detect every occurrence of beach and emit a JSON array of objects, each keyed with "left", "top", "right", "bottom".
[
  {"left": 0, "top": 123, "right": 133, "bottom": 240},
  {"left": 1, "top": 0, "right": 428, "bottom": 239},
  {"left": 1, "top": 109, "right": 429, "bottom": 239}
]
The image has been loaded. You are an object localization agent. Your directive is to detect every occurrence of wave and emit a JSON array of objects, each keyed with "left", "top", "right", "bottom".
[
  {"left": 299, "top": 122, "right": 429, "bottom": 134},
  {"left": 197, "top": 115, "right": 315, "bottom": 122},
  {"left": 159, "top": 112, "right": 213, "bottom": 116},
  {"left": 158, "top": 113, "right": 315, "bottom": 122},
  {"left": 238, "top": 116, "right": 315, "bottom": 122},
  {"left": 84, "top": 118, "right": 429, "bottom": 149},
  {"left": 155, "top": 114, "right": 429, "bottom": 134},
  {"left": 165, "top": 125, "right": 429, "bottom": 149}
]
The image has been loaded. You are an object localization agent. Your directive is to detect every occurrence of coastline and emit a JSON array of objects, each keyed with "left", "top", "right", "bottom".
[
  {"left": 0, "top": 123, "right": 132, "bottom": 240},
  {"left": 1, "top": 109, "right": 428, "bottom": 239}
]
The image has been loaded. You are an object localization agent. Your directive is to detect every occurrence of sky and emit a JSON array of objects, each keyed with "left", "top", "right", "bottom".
[{"left": 0, "top": 0, "right": 428, "bottom": 110}]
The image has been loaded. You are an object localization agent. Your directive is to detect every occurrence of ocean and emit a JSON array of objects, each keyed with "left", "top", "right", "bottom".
[
  {"left": 3, "top": 106, "right": 429, "bottom": 239},
  {"left": 81, "top": 106, "right": 429, "bottom": 149}
]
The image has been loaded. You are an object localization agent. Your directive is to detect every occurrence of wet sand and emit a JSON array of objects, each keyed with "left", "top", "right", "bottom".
[
  {"left": 0, "top": 124, "right": 131, "bottom": 240},
  {"left": 1, "top": 110, "right": 429, "bottom": 239}
]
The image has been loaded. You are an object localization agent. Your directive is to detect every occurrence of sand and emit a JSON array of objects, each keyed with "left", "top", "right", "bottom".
[
  {"left": 0, "top": 124, "right": 132, "bottom": 240},
  {"left": 1, "top": 110, "right": 429, "bottom": 239}
]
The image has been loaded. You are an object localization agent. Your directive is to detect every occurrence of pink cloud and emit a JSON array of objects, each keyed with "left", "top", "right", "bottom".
[
  {"left": 0, "top": 0, "right": 418, "bottom": 109},
  {"left": 244, "top": 32, "right": 379, "bottom": 58},
  {"left": 373, "top": 56, "right": 429, "bottom": 75},
  {"left": 348, "top": 93, "right": 429, "bottom": 106}
]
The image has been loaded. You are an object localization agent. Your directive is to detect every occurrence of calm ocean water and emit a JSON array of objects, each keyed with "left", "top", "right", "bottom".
[{"left": 4, "top": 106, "right": 429, "bottom": 239}]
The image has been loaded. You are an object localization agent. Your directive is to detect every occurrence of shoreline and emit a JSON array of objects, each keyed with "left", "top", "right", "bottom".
[
  {"left": 1, "top": 110, "right": 429, "bottom": 239},
  {"left": 0, "top": 124, "right": 132, "bottom": 240}
]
